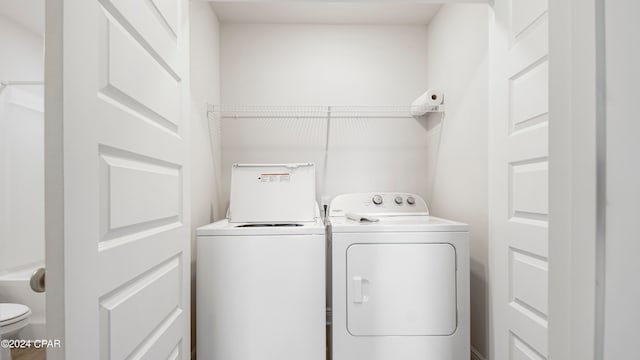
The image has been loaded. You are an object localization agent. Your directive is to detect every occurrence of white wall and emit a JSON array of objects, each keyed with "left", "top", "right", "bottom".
[
  {"left": 0, "top": 15, "right": 43, "bottom": 82},
  {"left": 190, "top": 3, "right": 223, "bottom": 238},
  {"left": 424, "top": 4, "right": 489, "bottom": 359},
  {"left": 603, "top": 1, "right": 640, "bottom": 358},
  {"left": 189, "top": 2, "right": 222, "bottom": 357},
  {"left": 0, "top": 15, "right": 44, "bottom": 274},
  {"left": 219, "top": 24, "right": 431, "bottom": 206}
]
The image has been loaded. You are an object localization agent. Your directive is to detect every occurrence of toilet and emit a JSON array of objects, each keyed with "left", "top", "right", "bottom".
[{"left": 0, "top": 303, "right": 31, "bottom": 360}]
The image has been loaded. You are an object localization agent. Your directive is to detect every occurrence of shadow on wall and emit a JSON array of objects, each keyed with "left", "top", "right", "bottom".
[
  {"left": 417, "top": 111, "right": 445, "bottom": 132},
  {"left": 417, "top": 112, "right": 445, "bottom": 207},
  {"left": 470, "top": 257, "right": 489, "bottom": 357}
]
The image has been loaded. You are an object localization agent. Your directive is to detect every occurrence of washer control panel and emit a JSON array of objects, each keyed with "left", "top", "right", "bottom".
[{"left": 329, "top": 192, "right": 429, "bottom": 217}]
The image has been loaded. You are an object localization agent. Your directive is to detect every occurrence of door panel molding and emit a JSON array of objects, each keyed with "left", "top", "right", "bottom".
[
  {"left": 490, "top": 0, "right": 549, "bottom": 358},
  {"left": 45, "top": 0, "right": 190, "bottom": 358}
]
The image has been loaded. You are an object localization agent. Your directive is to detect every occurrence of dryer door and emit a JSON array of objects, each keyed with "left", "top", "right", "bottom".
[{"left": 346, "top": 243, "right": 457, "bottom": 336}]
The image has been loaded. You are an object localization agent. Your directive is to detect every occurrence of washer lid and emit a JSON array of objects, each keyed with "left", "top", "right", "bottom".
[
  {"left": 197, "top": 218, "right": 325, "bottom": 236},
  {"left": 229, "top": 163, "right": 316, "bottom": 223},
  {"left": 329, "top": 215, "right": 468, "bottom": 233},
  {"left": 0, "top": 303, "right": 31, "bottom": 326}
]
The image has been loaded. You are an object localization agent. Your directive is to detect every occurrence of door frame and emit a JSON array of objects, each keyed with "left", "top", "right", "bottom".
[
  {"left": 44, "top": 0, "right": 65, "bottom": 355},
  {"left": 548, "top": 0, "right": 604, "bottom": 359},
  {"left": 42, "top": 0, "right": 605, "bottom": 359}
]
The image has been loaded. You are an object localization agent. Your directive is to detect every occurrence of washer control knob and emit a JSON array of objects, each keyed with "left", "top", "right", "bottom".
[
  {"left": 406, "top": 196, "right": 416, "bottom": 205},
  {"left": 372, "top": 194, "right": 383, "bottom": 205},
  {"left": 394, "top": 196, "right": 403, "bottom": 205}
]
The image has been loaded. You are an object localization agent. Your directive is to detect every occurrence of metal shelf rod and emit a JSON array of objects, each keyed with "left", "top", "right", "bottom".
[
  {"left": 215, "top": 115, "right": 425, "bottom": 119},
  {"left": 206, "top": 104, "right": 445, "bottom": 119},
  {"left": 0, "top": 81, "right": 44, "bottom": 86}
]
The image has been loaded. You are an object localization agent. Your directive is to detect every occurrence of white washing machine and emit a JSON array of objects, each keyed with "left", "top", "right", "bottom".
[
  {"left": 197, "top": 164, "right": 326, "bottom": 360},
  {"left": 329, "top": 193, "right": 469, "bottom": 360}
]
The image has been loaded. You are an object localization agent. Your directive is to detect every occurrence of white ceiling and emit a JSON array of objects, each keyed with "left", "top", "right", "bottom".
[
  {"left": 0, "top": 1, "right": 441, "bottom": 35},
  {"left": 0, "top": 0, "right": 44, "bottom": 36},
  {"left": 209, "top": 2, "right": 442, "bottom": 25}
]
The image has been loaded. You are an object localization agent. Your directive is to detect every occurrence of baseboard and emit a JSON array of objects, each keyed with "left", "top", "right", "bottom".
[
  {"left": 471, "top": 346, "right": 487, "bottom": 360},
  {"left": 190, "top": 340, "right": 481, "bottom": 360}
]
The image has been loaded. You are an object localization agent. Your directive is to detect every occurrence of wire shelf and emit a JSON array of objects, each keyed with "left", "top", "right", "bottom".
[
  {"left": 207, "top": 104, "right": 444, "bottom": 119},
  {"left": 0, "top": 80, "right": 44, "bottom": 87}
]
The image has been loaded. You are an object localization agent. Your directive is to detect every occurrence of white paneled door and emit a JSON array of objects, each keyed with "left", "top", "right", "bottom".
[
  {"left": 490, "top": 0, "right": 549, "bottom": 359},
  {"left": 45, "top": 0, "right": 190, "bottom": 359}
]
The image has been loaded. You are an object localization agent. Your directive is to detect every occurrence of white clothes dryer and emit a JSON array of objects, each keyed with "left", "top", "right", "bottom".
[{"left": 329, "top": 192, "right": 469, "bottom": 360}]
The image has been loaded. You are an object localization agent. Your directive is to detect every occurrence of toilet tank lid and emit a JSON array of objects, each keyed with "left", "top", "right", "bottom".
[{"left": 0, "top": 303, "right": 31, "bottom": 325}]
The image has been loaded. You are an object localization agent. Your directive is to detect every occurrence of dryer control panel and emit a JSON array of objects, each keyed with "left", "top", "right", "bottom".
[{"left": 328, "top": 192, "right": 429, "bottom": 217}]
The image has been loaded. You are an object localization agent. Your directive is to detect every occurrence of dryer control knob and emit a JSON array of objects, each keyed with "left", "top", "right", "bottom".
[
  {"left": 406, "top": 196, "right": 416, "bottom": 205},
  {"left": 372, "top": 194, "right": 383, "bottom": 205},
  {"left": 394, "top": 196, "right": 403, "bottom": 205}
]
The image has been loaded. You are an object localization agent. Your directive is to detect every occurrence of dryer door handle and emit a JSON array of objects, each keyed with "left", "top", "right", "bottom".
[{"left": 352, "top": 276, "right": 369, "bottom": 304}]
